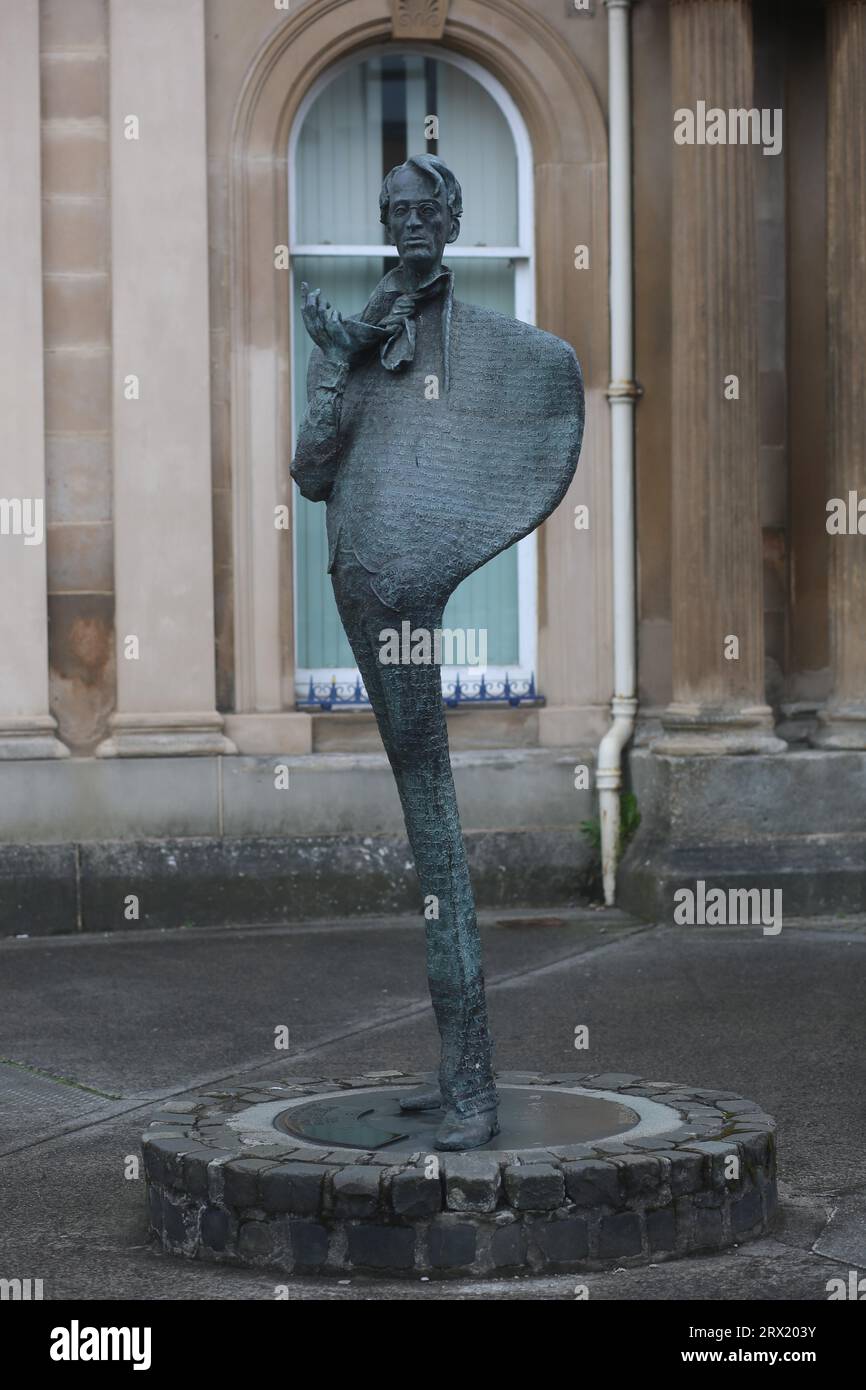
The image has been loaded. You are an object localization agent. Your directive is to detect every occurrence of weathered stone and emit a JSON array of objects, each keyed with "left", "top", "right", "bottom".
[
  {"left": 532, "top": 1215, "right": 589, "bottom": 1264},
  {"left": 586, "top": 1073, "right": 643, "bottom": 1089},
  {"left": 390, "top": 1168, "right": 442, "bottom": 1219},
  {"left": 694, "top": 1204, "right": 724, "bottom": 1249},
  {"left": 290, "top": 1220, "right": 329, "bottom": 1268},
  {"left": 200, "top": 1204, "right": 230, "bottom": 1253},
  {"left": 490, "top": 1219, "right": 526, "bottom": 1269},
  {"left": 674, "top": 1196, "right": 694, "bottom": 1242},
  {"left": 443, "top": 1155, "right": 501, "bottom": 1213},
  {"left": 598, "top": 1212, "right": 642, "bottom": 1258},
  {"left": 147, "top": 1137, "right": 189, "bottom": 1188},
  {"left": 146, "top": 1183, "right": 163, "bottom": 1235},
  {"left": 646, "top": 1207, "right": 677, "bottom": 1253},
  {"left": 660, "top": 1150, "right": 704, "bottom": 1196},
  {"left": 563, "top": 1158, "right": 621, "bottom": 1207},
  {"left": 346, "top": 1224, "right": 416, "bottom": 1270},
  {"left": 616, "top": 1154, "right": 664, "bottom": 1201},
  {"left": 239, "top": 1221, "right": 272, "bottom": 1258},
  {"left": 182, "top": 1147, "right": 216, "bottom": 1200},
  {"left": 428, "top": 1221, "right": 476, "bottom": 1269},
  {"left": 719, "top": 1099, "right": 764, "bottom": 1115},
  {"left": 737, "top": 1131, "right": 771, "bottom": 1170},
  {"left": 504, "top": 1163, "right": 564, "bottom": 1211},
  {"left": 141, "top": 1138, "right": 165, "bottom": 1186},
  {"left": 683, "top": 1141, "right": 740, "bottom": 1190},
  {"left": 223, "top": 1158, "right": 273, "bottom": 1208},
  {"left": 332, "top": 1166, "right": 381, "bottom": 1218},
  {"left": 162, "top": 1196, "right": 188, "bottom": 1247},
  {"left": 261, "top": 1162, "right": 327, "bottom": 1216},
  {"left": 731, "top": 1187, "right": 763, "bottom": 1235}
]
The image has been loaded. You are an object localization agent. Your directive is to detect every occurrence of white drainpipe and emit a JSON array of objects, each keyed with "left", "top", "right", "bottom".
[{"left": 598, "top": 0, "right": 639, "bottom": 906}]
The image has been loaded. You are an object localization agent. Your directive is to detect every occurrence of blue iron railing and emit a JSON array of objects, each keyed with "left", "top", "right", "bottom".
[{"left": 297, "top": 673, "right": 543, "bottom": 712}]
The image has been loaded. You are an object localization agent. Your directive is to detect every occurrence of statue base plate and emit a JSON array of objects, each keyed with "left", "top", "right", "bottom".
[{"left": 142, "top": 1072, "right": 778, "bottom": 1279}]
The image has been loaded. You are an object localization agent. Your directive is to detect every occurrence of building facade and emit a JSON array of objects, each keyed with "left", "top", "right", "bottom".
[{"left": 1, "top": 0, "right": 863, "bottom": 932}]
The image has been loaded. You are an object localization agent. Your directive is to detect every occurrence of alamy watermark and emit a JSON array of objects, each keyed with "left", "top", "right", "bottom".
[
  {"left": 674, "top": 102, "right": 783, "bottom": 157},
  {"left": 379, "top": 623, "right": 487, "bottom": 667},
  {"left": 673, "top": 880, "right": 782, "bottom": 935},
  {"left": 50, "top": 1322, "right": 151, "bottom": 1370},
  {"left": 1, "top": 1277, "right": 43, "bottom": 1300},
  {"left": 0, "top": 497, "right": 43, "bottom": 545}
]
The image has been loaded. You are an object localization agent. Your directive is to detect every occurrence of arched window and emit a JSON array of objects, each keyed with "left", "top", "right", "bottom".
[{"left": 289, "top": 46, "right": 536, "bottom": 701}]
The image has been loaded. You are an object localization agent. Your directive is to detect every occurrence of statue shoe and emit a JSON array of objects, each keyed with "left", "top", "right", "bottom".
[
  {"left": 398, "top": 1085, "right": 442, "bottom": 1112},
  {"left": 433, "top": 1108, "right": 500, "bottom": 1151}
]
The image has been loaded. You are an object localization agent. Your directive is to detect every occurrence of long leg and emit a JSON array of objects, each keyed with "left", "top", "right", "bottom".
[{"left": 331, "top": 548, "right": 497, "bottom": 1119}]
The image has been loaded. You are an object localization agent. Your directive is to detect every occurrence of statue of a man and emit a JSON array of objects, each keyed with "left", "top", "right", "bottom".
[{"left": 291, "top": 155, "right": 584, "bottom": 1150}]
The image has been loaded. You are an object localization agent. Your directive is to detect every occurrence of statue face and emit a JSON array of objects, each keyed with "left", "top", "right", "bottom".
[{"left": 386, "top": 168, "right": 456, "bottom": 274}]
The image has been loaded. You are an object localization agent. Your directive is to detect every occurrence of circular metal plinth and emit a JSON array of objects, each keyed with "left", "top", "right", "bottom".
[
  {"left": 142, "top": 1071, "right": 778, "bottom": 1279},
  {"left": 279, "top": 1086, "right": 643, "bottom": 1151}
]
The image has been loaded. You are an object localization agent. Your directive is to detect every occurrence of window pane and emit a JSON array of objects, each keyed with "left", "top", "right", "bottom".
[
  {"left": 296, "top": 61, "right": 385, "bottom": 245},
  {"left": 292, "top": 56, "right": 523, "bottom": 681},
  {"left": 435, "top": 62, "right": 518, "bottom": 247},
  {"left": 293, "top": 256, "right": 384, "bottom": 671},
  {"left": 296, "top": 56, "right": 519, "bottom": 248}
]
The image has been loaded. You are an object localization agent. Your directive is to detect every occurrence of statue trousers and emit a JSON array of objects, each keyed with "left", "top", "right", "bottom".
[{"left": 331, "top": 540, "right": 498, "bottom": 1119}]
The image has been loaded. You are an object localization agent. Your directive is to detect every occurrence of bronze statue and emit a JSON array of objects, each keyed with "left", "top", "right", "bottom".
[{"left": 291, "top": 155, "right": 584, "bottom": 1149}]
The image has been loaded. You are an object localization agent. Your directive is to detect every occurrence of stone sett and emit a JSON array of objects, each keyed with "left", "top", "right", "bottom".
[
  {"left": 260, "top": 1162, "right": 327, "bottom": 1217},
  {"left": 390, "top": 1168, "right": 442, "bottom": 1219},
  {"left": 443, "top": 1154, "right": 501, "bottom": 1212},
  {"left": 428, "top": 1220, "right": 477, "bottom": 1269},
  {"left": 615, "top": 1154, "right": 665, "bottom": 1201},
  {"left": 646, "top": 1207, "right": 677, "bottom": 1253},
  {"left": 563, "top": 1158, "right": 621, "bottom": 1207},
  {"left": 694, "top": 1204, "right": 725, "bottom": 1250},
  {"left": 162, "top": 1195, "right": 189, "bottom": 1248},
  {"left": 684, "top": 1140, "right": 741, "bottom": 1190},
  {"left": 598, "top": 1211, "right": 643, "bottom": 1259},
  {"left": 146, "top": 1183, "right": 163, "bottom": 1236},
  {"left": 200, "top": 1204, "right": 231, "bottom": 1253},
  {"left": 731, "top": 1186, "right": 763, "bottom": 1235},
  {"left": 504, "top": 1163, "right": 564, "bottom": 1211},
  {"left": 223, "top": 1158, "right": 274, "bottom": 1208},
  {"left": 489, "top": 1217, "right": 527, "bottom": 1269},
  {"left": 531, "top": 1214, "right": 589, "bottom": 1265},
  {"left": 239, "top": 1221, "right": 272, "bottom": 1259},
  {"left": 346, "top": 1223, "right": 416, "bottom": 1271},
  {"left": 586, "top": 1073, "right": 643, "bottom": 1089},
  {"left": 182, "top": 1146, "right": 217, "bottom": 1200},
  {"left": 331, "top": 1165, "right": 381, "bottom": 1219},
  {"left": 289, "top": 1219, "right": 330, "bottom": 1268},
  {"left": 658, "top": 1149, "right": 704, "bottom": 1195},
  {"left": 150, "top": 1138, "right": 190, "bottom": 1189}
]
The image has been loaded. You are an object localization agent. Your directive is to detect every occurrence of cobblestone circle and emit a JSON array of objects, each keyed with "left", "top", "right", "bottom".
[{"left": 142, "top": 1071, "right": 778, "bottom": 1278}]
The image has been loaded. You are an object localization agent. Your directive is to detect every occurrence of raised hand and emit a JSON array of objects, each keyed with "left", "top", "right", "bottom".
[{"left": 300, "top": 283, "right": 356, "bottom": 365}]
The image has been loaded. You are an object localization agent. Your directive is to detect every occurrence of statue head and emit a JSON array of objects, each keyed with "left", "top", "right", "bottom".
[{"left": 379, "top": 155, "right": 462, "bottom": 280}]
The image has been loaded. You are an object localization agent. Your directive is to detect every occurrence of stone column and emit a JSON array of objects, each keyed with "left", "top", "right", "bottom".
[
  {"left": 654, "top": 0, "right": 784, "bottom": 754},
  {"left": 813, "top": 0, "right": 866, "bottom": 748},
  {"left": 0, "top": 1, "right": 67, "bottom": 759},
  {"left": 97, "top": 0, "right": 233, "bottom": 756}
]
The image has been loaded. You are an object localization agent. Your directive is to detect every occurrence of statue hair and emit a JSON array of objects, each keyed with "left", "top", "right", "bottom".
[{"left": 379, "top": 155, "right": 463, "bottom": 227}]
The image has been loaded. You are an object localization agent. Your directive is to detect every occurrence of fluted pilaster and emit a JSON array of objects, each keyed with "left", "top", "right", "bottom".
[
  {"left": 655, "top": 0, "right": 784, "bottom": 754},
  {"left": 814, "top": 0, "right": 866, "bottom": 748}
]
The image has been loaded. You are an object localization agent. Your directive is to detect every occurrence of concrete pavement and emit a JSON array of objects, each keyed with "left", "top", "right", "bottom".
[{"left": 1, "top": 907, "right": 864, "bottom": 1300}]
